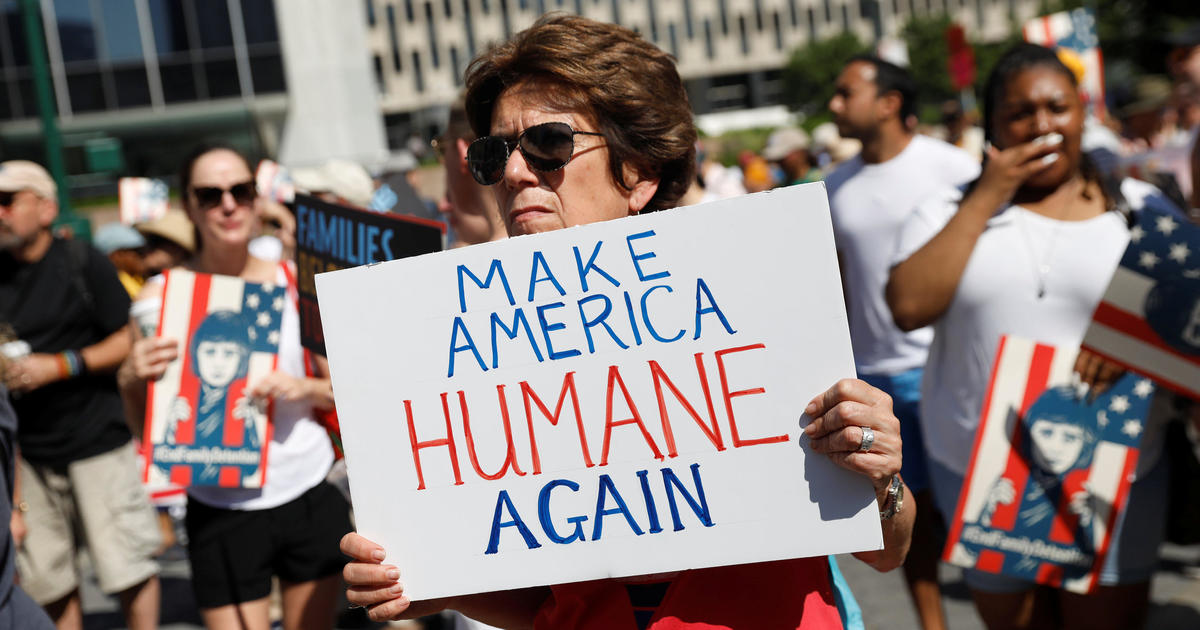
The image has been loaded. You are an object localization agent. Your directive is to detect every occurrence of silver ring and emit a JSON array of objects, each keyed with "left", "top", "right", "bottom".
[
  {"left": 20, "top": 374, "right": 30, "bottom": 385},
  {"left": 858, "top": 426, "right": 875, "bottom": 452}
]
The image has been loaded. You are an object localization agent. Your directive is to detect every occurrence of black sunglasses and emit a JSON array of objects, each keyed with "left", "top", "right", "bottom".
[
  {"left": 0, "top": 190, "right": 15, "bottom": 207},
  {"left": 191, "top": 181, "right": 256, "bottom": 210},
  {"left": 466, "top": 122, "right": 604, "bottom": 185}
]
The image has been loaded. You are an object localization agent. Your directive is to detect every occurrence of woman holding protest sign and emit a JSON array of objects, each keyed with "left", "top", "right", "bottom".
[
  {"left": 340, "top": 14, "right": 913, "bottom": 629},
  {"left": 119, "top": 145, "right": 351, "bottom": 630},
  {"left": 886, "top": 43, "right": 1177, "bottom": 630}
]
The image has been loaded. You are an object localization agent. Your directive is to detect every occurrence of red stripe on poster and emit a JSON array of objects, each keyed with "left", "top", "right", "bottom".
[
  {"left": 219, "top": 466, "right": 241, "bottom": 487},
  {"left": 1093, "top": 302, "right": 1200, "bottom": 367},
  {"left": 1085, "top": 450, "right": 1140, "bottom": 593},
  {"left": 944, "top": 336, "right": 1010, "bottom": 560},
  {"left": 176, "top": 272, "right": 213, "bottom": 445}
]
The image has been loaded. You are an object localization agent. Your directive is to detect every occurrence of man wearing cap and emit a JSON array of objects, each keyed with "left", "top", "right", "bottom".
[
  {"left": 825, "top": 57, "right": 979, "bottom": 630},
  {"left": 762, "top": 127, "right": 822, "bottom": 187},
  {"left": 0, "top": 160, "right": 161, "bottom": 630}
]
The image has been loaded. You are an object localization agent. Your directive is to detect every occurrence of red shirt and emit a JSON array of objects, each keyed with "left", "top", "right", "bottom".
[{"left": 534, "top": 557, "right": 844, "bottom": 630}]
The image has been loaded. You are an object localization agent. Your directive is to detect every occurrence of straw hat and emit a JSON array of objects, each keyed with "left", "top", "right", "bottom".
[{"left": 136, "top": 209, "right": 195, "bottom": 253}]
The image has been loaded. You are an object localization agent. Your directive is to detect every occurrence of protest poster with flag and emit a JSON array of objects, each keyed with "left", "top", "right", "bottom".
[
  {"left": 1081, "top": 206, "right": 1200, "bottom": 398},
  {"left": 119, "top": 177, "right": 169, "bottom": 225},
  {"left": 944, "top": 336, "right": 1153, "bottom": 593},
  {"left": 1023, "top": 8, "right": 1105, "bottom": 118},
  {"left": 144, "top": 269, "right": 286, "bottom": 488},
  {"left": 256, "top": 159, "right": 295, "bottom": 204}
]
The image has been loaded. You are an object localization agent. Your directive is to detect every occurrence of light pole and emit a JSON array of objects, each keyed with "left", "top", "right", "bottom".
[{"left": 17, "top": 0, "right": 89, "bottom": 240}]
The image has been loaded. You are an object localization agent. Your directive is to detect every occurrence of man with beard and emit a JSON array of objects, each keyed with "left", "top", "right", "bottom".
[{"left": 0, "top": 160, "right": 161, "bottom": 630}]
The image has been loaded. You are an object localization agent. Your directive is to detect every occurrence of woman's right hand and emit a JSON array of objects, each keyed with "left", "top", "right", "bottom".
[
  {"left": 341, "top": 532, "right": 411, "bottom": 621},
  {"left": 975, "top": 133, "right": 1063, "bottom": 206},
  {"left": 129, "top": 337, "right": 179, "bottom": 381}
]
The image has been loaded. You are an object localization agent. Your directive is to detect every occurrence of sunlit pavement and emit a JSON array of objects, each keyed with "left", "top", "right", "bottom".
[{"left": 74, "top": 542, "right": 1200, "bottom": 629}]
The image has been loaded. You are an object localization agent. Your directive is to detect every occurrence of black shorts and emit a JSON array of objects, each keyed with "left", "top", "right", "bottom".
[{"left": 185, "top": 481, "right": 352, "bottom": 608}]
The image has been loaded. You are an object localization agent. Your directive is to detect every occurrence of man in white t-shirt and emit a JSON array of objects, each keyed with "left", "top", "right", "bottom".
[{"left": 824, "top": 55, "right": 980, "bottom": 630}]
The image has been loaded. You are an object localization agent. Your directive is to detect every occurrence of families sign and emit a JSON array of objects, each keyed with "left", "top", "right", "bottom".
[
  {"left": 317, "top": 185, "right": 884, "bottom": 600},
  {"left": 144, "top": 270, "right": 284, "bottom": 488},
  {"left": 292, "top": 194, "right": 444, "bottom": 354},
  {"left": 944, "top": 336, "right": 1152, "bottom": 593}
]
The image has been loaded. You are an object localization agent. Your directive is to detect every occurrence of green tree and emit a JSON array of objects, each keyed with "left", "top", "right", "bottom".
[
  {"left": 780, "top": 32, "right": 869, "bottom": 115},
  {"left": 902, "top": 13, "right": 958, "bottom": 119}
]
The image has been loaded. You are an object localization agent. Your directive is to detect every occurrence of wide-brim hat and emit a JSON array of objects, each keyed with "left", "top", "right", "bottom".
[{"left": 136, "top": 208, "right": 196, "bottom": 253}]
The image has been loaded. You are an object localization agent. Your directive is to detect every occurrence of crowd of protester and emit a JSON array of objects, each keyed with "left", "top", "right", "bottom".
[{"left": 1, "top": 10, "right": 1199, "bottom": 630}]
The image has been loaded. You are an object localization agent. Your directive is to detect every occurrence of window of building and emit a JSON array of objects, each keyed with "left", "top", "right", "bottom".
[
  {"left": 387, "top": 5, "right": 402, "bottom": 72},
  {"left": 717, "top": 0, "right": 728, "bottom": 36},
  {"left": 100, "top": 0, "right": 142, "bottom": 62},
  {"left": 462, "top": 0, "right": 475, "bottom": 59},
  {"left": 445, "top": 0, "right": 453, "bottom": 18},
  {"left": 148, "top": 0, "right": 190, "bottom": 55},
  {"left": 425, "top": 2, "right": 439, "bottom": 68},
  {"left": 158, "top": 60, "right": 198, "bottom": 103},
  {"left": 366, "top": 0, "right": 376, "bottom": 26},
  {"left": 536, "top": 0, "right": 546, "bottom": 15},
  {"left": 668, "top": 22, "right": 678, "bottom": 59},
  {"left": 240, "top": 0, "right": 280, "bottom": 45},
  {"left": 841, "top": 3, "right": 850, "bottom": 28},
  {"left": 450, "top": 45, "right": 461, "bottom": 86},
  {"left": 66, "top": 69, "right": 105, "bottom": 112},
  {"left": 113, "top": 64, "right": 152, "bottom": 108},
  {"left": 737, "top": 15, "right": 748, "bottom": 54},
  {"left": 204, "top": 58, "right": 240, "bottom": 98},
  {"left": 754, "top": 0, "right": 764, "bottom": 31},
  {"left": 773, "top": 11, "right": 782, "bottom": 49},
  {"left": 573, "top": 0, "right": 583, "bottom": 16},
  {"left": 405, "top": 0, "right": 415, "bottom": 21},
  {"left": 373, "top": 54, "right": 385, "bottom": 92},
  {"left": 683, "top": 0, "right": 693, "bottom": 39},
  {"left": 500, "top": 0, "right": 512, "bottom": 38},
  {"left": 610, "top": 0, "right": 620, "bottom": 24},
  {"left": 193, "top": 0, "right": 234, "bottom": 49},
  {"left": 648, "top": 0, "right": 658, "bottom": 41},
  {"left": 2, "top": 3, "right": 30, "bottom": 68},
  {"left": 412, "top": 50, "right": 424, "bottom": 91},
  {"left": 806, "top": 7, "right": 816, "bottom": 39},
  {"left": 249, "top": 51, "right": 285, "bottom": 93},
  {"left": 54, "top": 0, "right": 97, "bottom": 63},
  {"left": 0, "top": 80, "right": 12, "bottom": 121},
  {"left": 789, "top": 0, "right": 798, "bottom": 28},
  {"left": 703, "top": 18, "right": 713, "bottom": 59}
]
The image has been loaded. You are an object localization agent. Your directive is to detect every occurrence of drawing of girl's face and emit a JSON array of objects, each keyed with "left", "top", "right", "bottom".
[
  {"left": 196, "top": 340, "right": 245, "bottom": 387},
  {"left": 1029, "top": 418, "right": 1086, "bottom": 475}
]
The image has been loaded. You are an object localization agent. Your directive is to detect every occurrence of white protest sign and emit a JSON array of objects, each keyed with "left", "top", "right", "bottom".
[{"left": 317, "top": 183, "right": 883, "bottom": 601}]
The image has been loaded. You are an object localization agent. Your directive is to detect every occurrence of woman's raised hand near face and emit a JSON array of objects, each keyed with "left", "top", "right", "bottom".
[{"left": 976, "top": 133, "right": 1064, "bottom": 206}]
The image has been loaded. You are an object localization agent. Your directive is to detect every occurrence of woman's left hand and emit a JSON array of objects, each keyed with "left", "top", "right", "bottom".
[{"left": 803, "top": 378, "right": 902, "bottom": 495}]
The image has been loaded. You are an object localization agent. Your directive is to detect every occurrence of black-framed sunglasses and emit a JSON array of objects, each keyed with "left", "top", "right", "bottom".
[
  {"left": 0, "top": 190, "right": 16, "bottom": 207},
  {"left": 466, "top": 122, "right": 604, "bottom": 186},
  {"left": 191, "top": 181, "right": 256, "bottom": 210}
]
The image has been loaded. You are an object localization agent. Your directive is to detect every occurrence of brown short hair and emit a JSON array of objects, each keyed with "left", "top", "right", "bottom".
[{"left": 464, "top": 13, "right": 696, "bottom": 212}]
